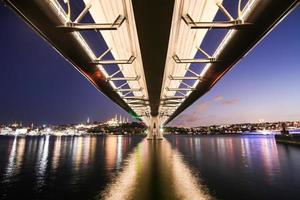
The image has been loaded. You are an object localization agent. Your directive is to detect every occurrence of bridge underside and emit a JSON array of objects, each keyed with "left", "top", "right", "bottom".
[
  {"left": 5, "top": 0, "right": 299, "bottom": 138},
  {"left": 161, "top": 0, "right": 299, "bottom": 125},
  {"left": 131, "top": 0, "right": 174, "bottom": 117}
]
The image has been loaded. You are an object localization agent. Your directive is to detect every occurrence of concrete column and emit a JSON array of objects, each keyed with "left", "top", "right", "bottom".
[{"left": 147, "top": 115, "right": 163, "bottom": 140}]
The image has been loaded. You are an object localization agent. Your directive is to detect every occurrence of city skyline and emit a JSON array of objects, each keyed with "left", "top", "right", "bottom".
[{"left": 0, "top": 3, "right": 299, "bottom": 127}]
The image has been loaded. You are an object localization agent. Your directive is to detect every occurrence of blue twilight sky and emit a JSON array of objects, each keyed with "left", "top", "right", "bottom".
[
  {"left": 0, "top": 2, "right": 299, "bottom": 126},
  {"left": 170, "top": 6, "right": 300, "bottom": 127}
]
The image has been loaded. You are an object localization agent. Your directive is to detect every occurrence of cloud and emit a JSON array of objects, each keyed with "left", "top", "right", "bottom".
[
  {"left": 170, "top": 102, "right": 211, "bottom": 127},
  {"left": 213, "top": 95, "right": 240, "bottom": 106},
  {"left": 220, "top": 99, "right": 240, "bottom": 105},
  {"left": 195, "top": 101, "right": 211, "bottom": 112},
  {"left": 213, "top": 95, "right": 224, "bottom": 102},
  {"left": 170, "top": 96, "right": 240, "bottom": 127}
]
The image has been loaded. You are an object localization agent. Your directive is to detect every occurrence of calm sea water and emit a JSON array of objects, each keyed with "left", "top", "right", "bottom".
[{"left": 0, "top": 135, "right": 300, "bottom": 200}]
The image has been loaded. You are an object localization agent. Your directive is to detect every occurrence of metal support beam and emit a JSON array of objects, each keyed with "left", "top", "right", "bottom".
[
  {"left": 92, "top": 55, "right": 136, "bottom": 65},
  {"left": 122, "top": 91, "right": 133, "bottom": 97},
  {"left": 116, "top": 88, "right": 142, "bottom": 92},
  {"left": 166, "top": 87, "right": 195, "bottom": 91},
  {"left": 181, "top": 82, "right": 193, "bottom": 89},
  {"left": 122, "top": 96, "right": 145, "bottom": 100},
  {"left": 216, "top": 2, "right": 234, "bottom": 21},
  {"left": 186, "top": 68, "right": 200, "bottom": 77},
  {"left": 58, "top": 15, "right": 126, "bottom": 31},
  {"left": 161, "top": 101, "right": 181, "bottom": 105},
  {"left": 172, "top": 46, "right": 217, "bottom": 66},
  {"left": 162, "top": 101, "right": 182, "bottom": 105},
  {"left": 173, "top": 54, "right": 214, "bottom": 64},
  {"left": 109, "top": 69, "right": 122, "bottom": 78},
  {"left": 107, "top": 76, "right": 140, "bottom": 81},
  {"left": 127, "top": 101, "right": 146, "bottom": 105},
  {"left": 74, "top": 0, "right": 93, "bottom": 23},
  {"left": 176, "top": 90, "right": 188, "bottom": 97},
  {"left": 147, "top": 116, "right": 163, "bottom": 140},
  {"left": 126, "top": 99, "right": 148, "bottom": 103},
  {"left": 161, "top": 105, "right": 178, "bottom": 108},
  {"left": 173, "top": 54, "right": 217, "bottom": 64},
  {"left": 117, "top": 82, "right": 128, "bottom": 89},
  {"left": 161, "top": 99, "right": 183, "bottom": 103},
  {"left": 128, "top": 102, "right": 149, "bottom": 105},
  {"left": 162, "top": 96, "right": 186, "bottom": 101},
  {"left": 169, "top": 75, "right": 202, "bottom": 80},
  {"left": 182, "top": 0, "right": 250, "bottom": 30},
  {"left": 130, "top": 105, "right": 147, "bottom": 108}
]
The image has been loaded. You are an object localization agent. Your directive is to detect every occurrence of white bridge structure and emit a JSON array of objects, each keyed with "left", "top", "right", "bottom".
[{"left": 4, "top": 0, "right": 299, "bottom": 139}]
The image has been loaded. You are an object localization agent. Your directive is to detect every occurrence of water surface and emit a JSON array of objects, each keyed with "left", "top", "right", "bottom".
[
  {"left": 0, "top": 135, "right": 144, "bottom": 199},
  {"left": 165, "top": 135, "right": 300, "bottom": 200},
  {"left": 1, "top": 135, "right": 300, "bottom": 200}
]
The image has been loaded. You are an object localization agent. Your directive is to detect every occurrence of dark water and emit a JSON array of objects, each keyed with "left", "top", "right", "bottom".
[
  {"left": 165, "top": 135, "right": 300, "bottom": 200},
  {"left": 0, "top": 135, "right": 144, "bottom": 200},
  {"left": 0, "top": 135, "right": 300, "bottom": 200}
]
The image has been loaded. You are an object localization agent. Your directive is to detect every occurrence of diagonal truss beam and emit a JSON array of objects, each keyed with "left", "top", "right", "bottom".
[
  {"left": 58, "top": 15, "right": 126, "bottom": 31},
  {"left": 182, "top": 1, "right": 250, "bottom": 30},
  {"left": 57, "top": 0, "right": 126, "bottom": 31},
  {"left": 92, "top": 55, "right": 136, "bottom": 65}
]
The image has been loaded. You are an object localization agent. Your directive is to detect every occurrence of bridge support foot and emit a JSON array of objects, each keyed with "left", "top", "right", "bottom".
[{"left": 147, "top": 116, "right": 163, "bottom": 140}]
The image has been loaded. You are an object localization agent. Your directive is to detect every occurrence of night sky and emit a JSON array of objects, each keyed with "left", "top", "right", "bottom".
[{"left": 0, "top": 2, "right": 299, "bottom": 126}]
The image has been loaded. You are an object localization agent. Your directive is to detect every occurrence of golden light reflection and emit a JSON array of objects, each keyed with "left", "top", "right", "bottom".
[
  {"left": 88, "top": 136, "right": 97, "bottom": 165},
  {"left": 105, "top": 136, "right": 118, "bottom": 171},
  {"left": 73, "top": 136, "right": 83, "bottom": 172},
  {"left": 101, "top": 139, "right": 212, "bottom": 200},
  {"left": 52, "top": 136, "right": 62, "bottom": 171},
  {"left": 82, "top": 136, "right": 91, "bottom": 166}
]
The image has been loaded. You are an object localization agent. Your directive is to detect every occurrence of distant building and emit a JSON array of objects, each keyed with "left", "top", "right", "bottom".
[{"left": 105, "top": 114, "right": 127, "bottom": 126}]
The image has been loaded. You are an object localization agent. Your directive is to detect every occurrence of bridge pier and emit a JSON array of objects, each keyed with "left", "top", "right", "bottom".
[{"left": 147, "top": 116, "right": 163, "bottom": 140}]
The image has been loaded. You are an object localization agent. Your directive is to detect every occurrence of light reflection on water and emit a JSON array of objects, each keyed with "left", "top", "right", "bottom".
[
  {"left": 165, "top": 135, "right": 300, "bottom": 200},
  {"left": 0, "top": 135, "right": 144, "bottom": 200},
  {"left": 1, "top": 135, "right": 300, "bottom": 200},
  {"left": 4, "top": 136, "right": 26, "bottom": 179},
  {"left": 101, "top": 139, "right": 212, "bottom": 200},
  {"left": 36, "top": 135, "right": 50, "bottom": 189}
]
